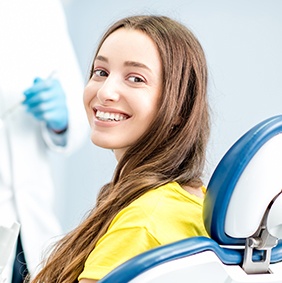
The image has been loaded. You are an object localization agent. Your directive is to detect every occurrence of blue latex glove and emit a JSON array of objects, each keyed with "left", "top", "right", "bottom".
[{"left": 23, "top": 77, "right": 69, "bottom": 133}]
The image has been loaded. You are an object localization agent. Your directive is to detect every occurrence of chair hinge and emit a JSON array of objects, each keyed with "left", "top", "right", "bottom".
[{"left": 242, "top": 191, "right": 281, "bottom": 274}]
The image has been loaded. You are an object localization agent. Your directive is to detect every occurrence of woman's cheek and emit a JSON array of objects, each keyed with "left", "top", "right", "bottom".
[{"left": 83, "top": 85, "right": 93, "bottom": 107}]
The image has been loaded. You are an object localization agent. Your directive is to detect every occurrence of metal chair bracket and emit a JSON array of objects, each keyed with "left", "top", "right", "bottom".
[{"left": 242, "top": 191, "right": 282, "bottom": 274}]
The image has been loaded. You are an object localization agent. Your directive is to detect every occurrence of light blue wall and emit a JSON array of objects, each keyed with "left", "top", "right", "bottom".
[{"left": 58, "top": 0, "right": 282, "bottom": 231}]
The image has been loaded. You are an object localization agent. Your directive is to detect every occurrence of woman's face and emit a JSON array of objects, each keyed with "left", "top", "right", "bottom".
[{"left": 84, "top": 28, "right": 162, "bottom": 161}]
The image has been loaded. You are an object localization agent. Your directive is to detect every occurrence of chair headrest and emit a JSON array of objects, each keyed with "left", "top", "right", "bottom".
[{"left": 204, "top": 115, "right": 282, "bottom": 246}]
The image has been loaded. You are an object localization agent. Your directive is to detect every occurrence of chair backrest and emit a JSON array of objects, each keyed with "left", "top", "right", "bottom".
[
  {"left": 204, "top": 115, "right": 282, "bottom": 245},
  {"left": 204, "top": 115, "right": 282, "bottom": 273}
]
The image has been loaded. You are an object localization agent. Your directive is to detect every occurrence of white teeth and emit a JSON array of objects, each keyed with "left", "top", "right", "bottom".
[{"left": 96, "top": 110, "right": 127, "bottom": 121}]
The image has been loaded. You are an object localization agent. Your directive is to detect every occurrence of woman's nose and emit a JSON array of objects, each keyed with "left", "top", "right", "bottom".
[{"left": 96, "top": 75, "right": 120, "bottom": 104}]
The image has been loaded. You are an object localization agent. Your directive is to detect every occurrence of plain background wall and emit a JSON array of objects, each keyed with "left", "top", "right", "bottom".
[{"left": 57, "top": 0, "right": 282, "bottom": 232}]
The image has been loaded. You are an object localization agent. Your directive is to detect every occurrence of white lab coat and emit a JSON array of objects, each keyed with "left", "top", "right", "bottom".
[{"left": 0, "top": 0, "right": 88, "bottom": 281}]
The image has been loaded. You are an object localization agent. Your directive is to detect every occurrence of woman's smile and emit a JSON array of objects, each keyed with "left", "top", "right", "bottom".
[
  {"left": 96, "top": 110, "right": 128, "bottom": 122},
  {"left": 94, "top": 106, "right": 130, "bottom": 122}
]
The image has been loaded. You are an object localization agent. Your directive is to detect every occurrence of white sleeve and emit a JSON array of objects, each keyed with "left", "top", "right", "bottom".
[
  {"left": 40, "top": 0, "right": 89, "bottom": 154},
  {"left": 41, "top": 124, "right": 68, "bottom": 152}
]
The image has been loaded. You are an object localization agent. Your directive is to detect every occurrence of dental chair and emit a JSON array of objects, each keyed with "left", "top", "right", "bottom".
[{"left": 99, "top": 115, "right": 282, "bottom": 283}]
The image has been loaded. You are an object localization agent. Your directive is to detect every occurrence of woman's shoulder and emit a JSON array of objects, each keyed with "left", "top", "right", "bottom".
[
  {"left": 109, "top": 183, "right": 177, "bottom": 229},
  {"left": 130, "top": 182, "right": 183, "bottom": 208},
  {"left": 113, "top": 182, "right": 202, "bottom": 224},
  {"left": 108, "top": 181, "right": 207, "bottom": 241},
  {"left": 137, "top": 182, "right": 205, "bottom": 204}
]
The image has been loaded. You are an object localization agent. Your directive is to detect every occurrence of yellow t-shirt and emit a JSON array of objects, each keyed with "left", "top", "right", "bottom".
[{"left": 78, "top": 182, "right": 208, "bottom": 281}]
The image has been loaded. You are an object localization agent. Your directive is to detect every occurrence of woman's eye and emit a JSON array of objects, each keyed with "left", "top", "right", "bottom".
[
  {"left": 128, "top": 76, "right": 145, "bottom": 83},
  {"left": 93, "top": 69, "right": 108, "bottom": 77}
]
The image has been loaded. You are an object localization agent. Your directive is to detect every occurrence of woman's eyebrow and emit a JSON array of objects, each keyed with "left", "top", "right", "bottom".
[
  {"left": 95, "top": 55, "right": 108, "bottom": 62},
  {"left": 124, "top": 61, "right": 152, "bottom": 72},
  {"left": 95, "top": 56, "right": 152, "bottom": 73}
]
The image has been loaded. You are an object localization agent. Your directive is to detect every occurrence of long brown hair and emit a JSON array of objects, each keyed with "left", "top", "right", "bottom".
[{"left": 31, "top": 15, "right": 210, "bottom": 283}]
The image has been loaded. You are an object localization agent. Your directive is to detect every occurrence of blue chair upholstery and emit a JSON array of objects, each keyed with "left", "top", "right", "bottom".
[
  {"left": 99, "top": 237, "right": 243, "bottom": 283},
  {"left": 99, "top": 115, "right": 282, "bottom": 283},
  {"left": 204, "top": 115, "right": 282, "bottom": 246}
]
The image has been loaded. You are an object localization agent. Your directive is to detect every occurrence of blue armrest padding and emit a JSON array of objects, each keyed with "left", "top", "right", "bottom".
[
  {"left": 100, "top": 237, "right": 282, "bottom": 282},
  {"left": 272, "top": 240, "right": 282, "bottom": 262},
  {"left": 100, "top": 238, "right": 282, "bottom": 282},
  {"left": 204, "top": 115, "right": 282, "bottom": 245},
  {"left": 99, "top": 237, "right": 242, "bottom": 283}
]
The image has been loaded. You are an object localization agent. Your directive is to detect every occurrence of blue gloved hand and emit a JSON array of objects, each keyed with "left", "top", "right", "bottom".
[{"left": 23, "top": 77, "right": 69, "bottom": 133}]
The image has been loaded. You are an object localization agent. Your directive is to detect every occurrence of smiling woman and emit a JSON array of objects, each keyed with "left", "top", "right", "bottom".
[
  {"left": 84, "top": 28, "right": 162, "bottom": 160},
  {"left": 30, "top": 15, "right": 210, "bottom": 283}
]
